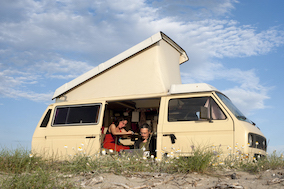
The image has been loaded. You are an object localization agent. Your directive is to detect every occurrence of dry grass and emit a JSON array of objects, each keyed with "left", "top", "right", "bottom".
[{"left": 0, "top": 146, "right": 283, "bottom": 188}]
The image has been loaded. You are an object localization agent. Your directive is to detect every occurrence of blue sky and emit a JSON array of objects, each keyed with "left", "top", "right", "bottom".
[{"left": 0, "top": 0, "right": 283, "bottom": 153}]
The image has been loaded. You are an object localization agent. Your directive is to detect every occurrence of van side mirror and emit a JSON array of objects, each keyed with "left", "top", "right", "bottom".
[
  {"left": 200, "top": 106, "right": 209, "bottom": 120},
  {"left": 200, "top": 106, "right": 213, "bottom": 123}
]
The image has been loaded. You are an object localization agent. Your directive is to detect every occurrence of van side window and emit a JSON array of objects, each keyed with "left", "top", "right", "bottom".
[
  {"left": 168, "top": 97, "right": 226, "bottom": 122},
  {"left": 53, "top": 104, "right": 101, "bottom": 126},
  {"left": 40, "top": 109, "right": 52, "bottom": 127}
]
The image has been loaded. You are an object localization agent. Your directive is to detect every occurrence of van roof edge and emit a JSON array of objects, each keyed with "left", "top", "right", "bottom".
[{"left": 169, "top": 83, "right": 220, "bottom": 94}]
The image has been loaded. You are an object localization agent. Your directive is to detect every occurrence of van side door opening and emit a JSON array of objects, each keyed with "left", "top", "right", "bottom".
[{"left": 101, "top": 98, "right": 160, "bottom": 152}]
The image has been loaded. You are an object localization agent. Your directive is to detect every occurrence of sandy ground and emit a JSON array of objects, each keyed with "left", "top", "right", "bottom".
[
  {"left": 70, "top": 168, "right": 284, "bottom": 189},
  {"left": 1, "top": 169, "right": 283, "bottom": 188}
]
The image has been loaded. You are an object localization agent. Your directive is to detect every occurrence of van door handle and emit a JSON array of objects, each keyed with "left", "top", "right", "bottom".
[
  {"left": 163, "top": 134, "right": 176, "bottom": 144},
  {"left": 86, "top": 136, "right": 96, "bottom": 139}
]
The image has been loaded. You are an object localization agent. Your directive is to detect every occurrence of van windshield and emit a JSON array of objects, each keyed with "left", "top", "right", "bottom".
[{"left": 216, "top": 92, "right": 253, "bottom": 124}]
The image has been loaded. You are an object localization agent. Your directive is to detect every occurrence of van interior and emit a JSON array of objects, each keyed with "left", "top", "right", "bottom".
[{"left": 101, "top": 98, "right": 160, "bottom": 148}]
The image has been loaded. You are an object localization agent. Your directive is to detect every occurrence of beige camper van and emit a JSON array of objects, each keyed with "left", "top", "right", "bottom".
[{"left": 32, "top": 32, "right": 267, "bottom": 160}]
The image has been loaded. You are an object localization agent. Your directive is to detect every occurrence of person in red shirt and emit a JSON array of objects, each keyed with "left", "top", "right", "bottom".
[{"left": 103, "top": 117, "right": 133, "bottom": 152}]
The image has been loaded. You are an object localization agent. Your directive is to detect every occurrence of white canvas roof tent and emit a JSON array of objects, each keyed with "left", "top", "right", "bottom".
[{"left": 52, "top": 32, "right": 191, "bottom": 102}]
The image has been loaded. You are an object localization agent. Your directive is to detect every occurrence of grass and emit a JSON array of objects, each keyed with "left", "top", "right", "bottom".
[
  {"left": 0, "top": 148, "right": 75, "bottom": 188},
  {"left": 0, "top": 147, "right": 283, "bottom": 188}
]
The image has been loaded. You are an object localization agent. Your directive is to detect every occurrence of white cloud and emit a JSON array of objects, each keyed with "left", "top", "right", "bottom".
[
  {"left": 0, "top": 67, "right": 48, "bottom": 101},
  {"left": 150, "top": 0, "right": 238, "bottom": 20},
  {"left": 222, "top": 87, "right": 270, "bottom": 115},
  {"left": 0, "top": 0, "right": 283, "bottom": 112},
  {"left": 0, "top": 57, "right": 93, "bottom": 101},
  {"left": 33, "top": 58, "right": 94, "bottom": 79},
  {"left": 177, "top": 20, "right": 284, "bottom": 60},
  {"left": 3, "top": 88, "right": 53, "bottom": 102},
  {"left": 181, "top": 60, "right": 272, "bottom": 115},
  {"left": 0, "top": 68, "right": 37, "bottom": 88}
]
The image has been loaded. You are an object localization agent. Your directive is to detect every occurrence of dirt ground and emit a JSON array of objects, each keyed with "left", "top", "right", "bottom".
[{"left": 70, "top": 168, "right": 284, "bottom": 189}]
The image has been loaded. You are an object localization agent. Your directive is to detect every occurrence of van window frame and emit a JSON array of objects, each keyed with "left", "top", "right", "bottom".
[
  {"left": 167, "top": 96, "right": 227, "bottom": 122},
  {"left": 51, "top": 103, "right": 102, "bottom": 127}
]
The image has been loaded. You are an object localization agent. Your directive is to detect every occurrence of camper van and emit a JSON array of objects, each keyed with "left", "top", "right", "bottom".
[{"left": 32, "top": 32, "right": 267, "bottom": 159}]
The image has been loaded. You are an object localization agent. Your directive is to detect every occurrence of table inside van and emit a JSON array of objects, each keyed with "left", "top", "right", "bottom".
[{"left": 114, "top": 133, "right": 139, "bottom": 149}]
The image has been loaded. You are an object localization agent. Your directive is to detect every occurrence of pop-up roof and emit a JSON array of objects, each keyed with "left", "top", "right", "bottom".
[{"left": 52, "top": 32, "right": 189, "bottom": 102}]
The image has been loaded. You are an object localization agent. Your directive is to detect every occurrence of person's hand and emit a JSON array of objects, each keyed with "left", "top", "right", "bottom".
[{"left": 127, "top": 130, "right": 134, "bottom": 135}]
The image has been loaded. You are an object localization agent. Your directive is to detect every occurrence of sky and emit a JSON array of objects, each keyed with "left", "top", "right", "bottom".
[{"left": 0, "top": 0, "right": 283, "bottom": 153}]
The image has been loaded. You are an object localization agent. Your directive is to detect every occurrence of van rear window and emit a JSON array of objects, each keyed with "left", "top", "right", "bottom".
[
  {"left": 40, "top": 109, "right": 52, "bottom": 127},
  {"left": 53, "top": 104, "right": 101, "bottom": 126}
]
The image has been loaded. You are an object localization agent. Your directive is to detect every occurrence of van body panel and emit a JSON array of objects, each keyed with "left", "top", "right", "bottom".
[
  {"left": 32, "top": 101, "right": 106, "bottom": 159},
  {"left": 234, "top": 120, "right": 266, "bottom": 154},
  {"left": 32, "top": 105, "right": 53, "bottom": 156},
  {"left": 211, "top": 92, "right": 267, "bottom": 155},
  {"left": 158, "top": 93, "right": 234, "bottom": 158}
]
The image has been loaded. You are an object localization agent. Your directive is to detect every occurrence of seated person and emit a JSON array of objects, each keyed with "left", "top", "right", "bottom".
[
  {"left": 103, "top": 117, "right": 133, "bottom": 152},
  {"left": 134, "top": 123, "right": 156, "bottom": 157}
]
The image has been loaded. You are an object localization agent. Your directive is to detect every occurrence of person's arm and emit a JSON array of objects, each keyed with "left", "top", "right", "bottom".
[
  {"left": 120, "top": 128, "right": 134, "bottom": 134},
  {"left": 109, "top": 124, "right": 132, "bottom": 135}
]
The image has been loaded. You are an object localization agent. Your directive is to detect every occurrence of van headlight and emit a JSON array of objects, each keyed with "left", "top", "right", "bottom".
[
  {"left": 248, "top": 133, "right": 266, "bottom": 151},
  {"left": 248, "top": 134, "right": 253, "bottom": 147}
]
